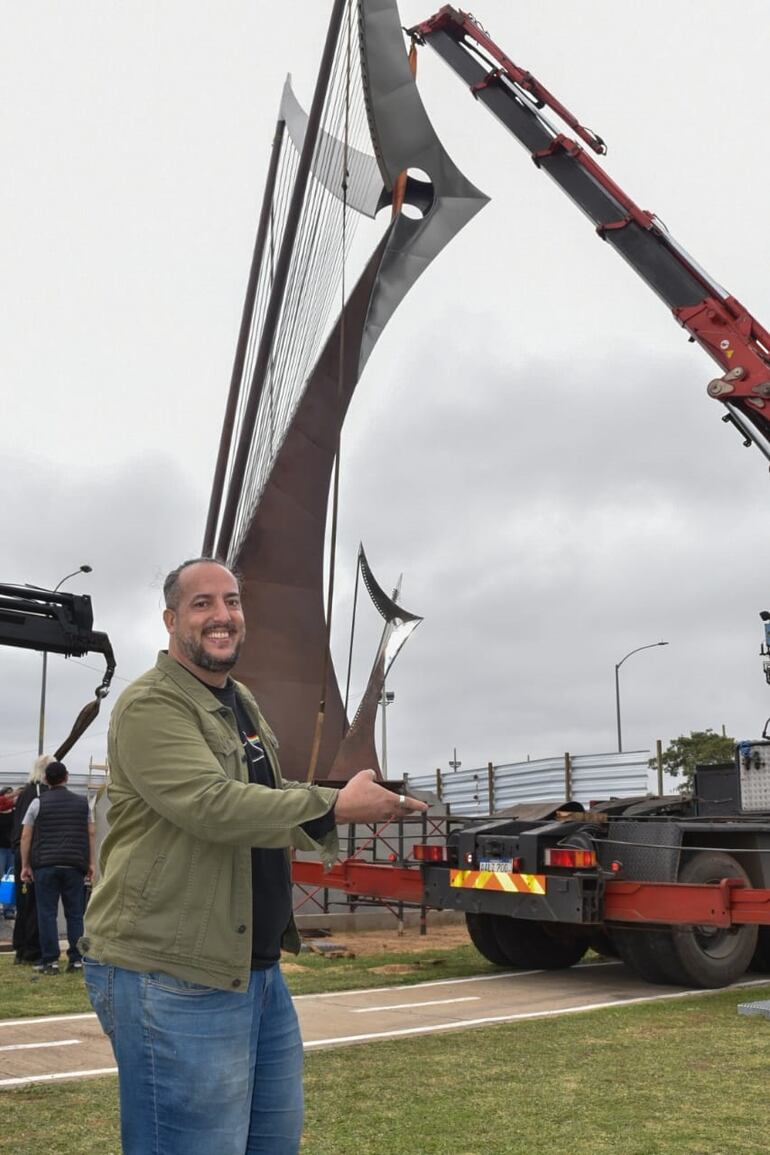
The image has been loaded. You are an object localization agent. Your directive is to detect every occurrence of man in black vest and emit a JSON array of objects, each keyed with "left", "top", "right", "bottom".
[{"left": 20, "top": 761, "right": 94, "bottom": 975}]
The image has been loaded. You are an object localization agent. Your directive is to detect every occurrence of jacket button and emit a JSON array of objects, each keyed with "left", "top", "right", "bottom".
[
  {"left": 237, "top": 924, "right": 247, "bottom": 934},
  {"left": 232, "top": 978, "right": 242, "bottom": 988}
]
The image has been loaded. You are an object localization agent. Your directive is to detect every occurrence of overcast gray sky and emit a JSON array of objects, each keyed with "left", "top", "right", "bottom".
[{"left": 2, "top": 1, "right": 770, "bottom": 781}]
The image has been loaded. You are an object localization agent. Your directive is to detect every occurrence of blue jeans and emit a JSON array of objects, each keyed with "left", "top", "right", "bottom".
[
  {"left": 0, "top": 847, "right": 15, "bottom": 916},
  {"left": 34, "top": 865, "right": 85, "bottom": 965},
  {"left": 84, "top": 961, "right": 303, "bottom": 1155}
]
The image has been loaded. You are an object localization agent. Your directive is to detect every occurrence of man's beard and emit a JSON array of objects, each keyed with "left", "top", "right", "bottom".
[{"left": 180, "top": 632, "right": 243, "bottom": 673}]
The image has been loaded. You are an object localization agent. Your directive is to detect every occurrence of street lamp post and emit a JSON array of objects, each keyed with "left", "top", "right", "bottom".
[
  {"left": 37, "top": 565, "right": 92, "bottom": 756},
  {"left": 379, "top": 688, "right": 395, "bottom": 777},
  {"left": 614, "top": 641, "right": 668, "bottom": 753}
]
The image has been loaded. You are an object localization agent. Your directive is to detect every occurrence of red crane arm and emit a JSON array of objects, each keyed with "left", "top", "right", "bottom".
[{"left": 409, "top": 6, "right": 770, "bottom": 461}]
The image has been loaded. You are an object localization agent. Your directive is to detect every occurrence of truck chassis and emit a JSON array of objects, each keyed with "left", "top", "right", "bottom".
[{"left": 294, "top": 769, "right": 770, "bottom": 990}]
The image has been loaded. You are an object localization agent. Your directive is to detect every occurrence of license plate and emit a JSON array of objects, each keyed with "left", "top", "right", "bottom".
[{"left": 479, "top": 858, "right": 513, "bottom": 872}]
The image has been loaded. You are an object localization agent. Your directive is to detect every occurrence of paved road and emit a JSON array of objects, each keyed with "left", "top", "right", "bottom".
[{"left": 2, "top": 962, "right": 766, "bottom": 1087}]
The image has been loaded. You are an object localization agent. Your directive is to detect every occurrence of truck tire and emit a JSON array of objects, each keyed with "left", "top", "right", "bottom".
[
  {"left": 465, "top": 912, "right": 511, "bottom": 966},
  {"left": 612, "top": 926, "right": 687, "bottom": 985},
  {"left": 615, "top": 850, "right": 757, "bottom": 988},
  {"left": 493, "top": 916, "right": 588, "bottom": 969},
  {"left": 751, "top": 928, "right": 770, "bottom": 973},
  {"left": 588, "top": 929, "right": 619, "bottom": 960},
  {"left": 668, "top": 851, "right": 758, "bottom": 989}
]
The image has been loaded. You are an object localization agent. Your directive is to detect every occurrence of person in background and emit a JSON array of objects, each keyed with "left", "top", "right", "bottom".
[
  {"left": 20, "top": 760, "right": 94, "bottom": 975},
  {"left": 0, "top": 787, "right": 19, "bottom": 920},
  {"left": 11, "top": 756, "right": 51, "bottom": 964},
  {"left": 0, "top": 785, "right": 19, "bottom": 813}
]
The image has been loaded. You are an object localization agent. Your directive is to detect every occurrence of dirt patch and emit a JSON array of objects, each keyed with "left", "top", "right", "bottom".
[
  {"left": 299, "top": 922, "right": 470, "bottom": 959},
  {"left": 368, "top": 963, "right": 420, "bottom": 975}
]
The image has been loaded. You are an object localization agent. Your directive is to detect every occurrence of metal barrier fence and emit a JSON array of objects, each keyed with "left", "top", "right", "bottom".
[
  {"left": 1, "top": 750, "right": 653, "bottom": 814},
  {"left": 403, "top": 749, "right": 652, "bottom": 817},
  {"left": 0, "top": 763, "right": 106, "bottom": 803},
  {"left": 292, "top": 809, "right": 457, "bottom": 929}
]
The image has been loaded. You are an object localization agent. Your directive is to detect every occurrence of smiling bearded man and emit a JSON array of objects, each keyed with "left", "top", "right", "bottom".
[
  {"left": 165, "top": 560, "right": 246, "bottom": 674},
  {"left": 80, "top": 557, "right": 427, "bottom": 1155}
]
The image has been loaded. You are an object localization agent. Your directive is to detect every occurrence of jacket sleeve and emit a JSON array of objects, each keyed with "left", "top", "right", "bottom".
[{"left": 111, "top": 692, "right": 338, "bottom": 849}]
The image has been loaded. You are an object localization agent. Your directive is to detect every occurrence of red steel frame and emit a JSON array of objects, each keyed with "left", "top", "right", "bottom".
[
  {"left": 604, "top": 878, "right": 770, "bottom": 927},
  {"left": 293, "top": 858, "right": 770, "bottom": 927},
  {"left": 293, "top": 859, "right": 425, "bottom": 905},
  {"left": 292, "top": 813, "right": 450, "bottom": 915}
]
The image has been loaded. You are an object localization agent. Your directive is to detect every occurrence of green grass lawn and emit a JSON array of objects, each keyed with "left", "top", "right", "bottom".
[
  {"left": 0, "top": 957, "right": 92, "bottom": 1019},
  {"left": 2, "top": 986, "right": 769, "bottom": 1154},
  {"left": 0, "top": 942, "right": 500, "bottom": 1017},
  {"left": 285, "top": 941, "right": 502, "bottom": 996}
]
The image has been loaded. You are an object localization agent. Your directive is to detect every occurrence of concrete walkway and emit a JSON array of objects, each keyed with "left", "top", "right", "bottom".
[{"left": 3, "top": 962, "right": 768, "bottom": 1088}]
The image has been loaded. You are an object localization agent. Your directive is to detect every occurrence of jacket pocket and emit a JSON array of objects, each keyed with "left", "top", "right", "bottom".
[
  {"left": 118, "top": 852, "right": 167, "bottom": 934},
  {"left": 172, "top": 842, "right": 223, "bottom": 956},
  {"left": 200, "top": 716, "right": 239, "bottom": 757}
]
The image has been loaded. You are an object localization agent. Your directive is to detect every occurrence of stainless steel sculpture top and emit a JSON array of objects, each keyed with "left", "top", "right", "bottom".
[{"left": 330, "top": 546, "right": 423, "bottom": 779}]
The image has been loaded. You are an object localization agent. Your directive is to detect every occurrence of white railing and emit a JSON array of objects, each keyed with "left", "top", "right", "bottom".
[{"left": 403, "top": 749, "right": 652, "bottom": 816}]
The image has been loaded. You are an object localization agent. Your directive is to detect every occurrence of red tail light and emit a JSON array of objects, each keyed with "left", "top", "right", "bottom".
[
  {"left": 544, "top": 847, "right": 597, "bottom": 868},
  {"left": 412, "top": 844, "right": 447, "bottom": 862}
]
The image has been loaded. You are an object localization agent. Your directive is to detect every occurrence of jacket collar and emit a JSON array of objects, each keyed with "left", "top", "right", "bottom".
[{"left": 155, "top": 650, "right": 231, "bottom": 713}]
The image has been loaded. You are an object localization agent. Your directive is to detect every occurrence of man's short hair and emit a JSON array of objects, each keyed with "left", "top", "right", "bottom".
[
  {"left": 162, "top": 557, "right": 240, "bottom": 611},
  {"left": 44, "top": 761, "right": 68, "bottom": 786}
]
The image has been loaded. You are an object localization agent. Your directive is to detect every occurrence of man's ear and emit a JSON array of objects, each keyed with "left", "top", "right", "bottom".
[{"left": 162, "top": 608, "right": 175, "bottom": 636}]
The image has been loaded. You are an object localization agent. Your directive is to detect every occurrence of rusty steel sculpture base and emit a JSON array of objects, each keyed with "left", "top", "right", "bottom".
[{"left": 234, "top": 242, "right": 388, "bottom": 782}]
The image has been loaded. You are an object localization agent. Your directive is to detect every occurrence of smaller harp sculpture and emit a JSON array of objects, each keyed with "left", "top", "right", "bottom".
[{"left": 330, "top": 546, "right": 422, "bottom": 780}]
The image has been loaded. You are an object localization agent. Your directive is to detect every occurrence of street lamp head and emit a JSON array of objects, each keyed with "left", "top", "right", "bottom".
[
  {"left": 79, "top": 565, "right": 92, "bottom": 574},
  {"left": 614, "top": 639, "right": 670, "bottom": 754}
]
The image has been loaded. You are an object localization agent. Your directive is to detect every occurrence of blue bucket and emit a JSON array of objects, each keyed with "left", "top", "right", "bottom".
[{"left": 0, "top": 874, "right": 15, "bottom": 906}]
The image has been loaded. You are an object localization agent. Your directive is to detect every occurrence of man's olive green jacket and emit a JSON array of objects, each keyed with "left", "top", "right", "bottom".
[{"left": 82, "top": 652, "right": 339, "bottom": 992}]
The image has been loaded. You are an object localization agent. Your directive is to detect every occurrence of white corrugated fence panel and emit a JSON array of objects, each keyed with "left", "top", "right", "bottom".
[
  {"left": 406, "top": 750, "right": 652, "bottom": 815},
  {"left": 0, "top": 766, "right": 106, "bottom": 799}
]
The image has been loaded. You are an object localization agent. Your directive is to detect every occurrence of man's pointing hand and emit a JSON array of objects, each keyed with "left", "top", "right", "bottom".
[{"left": 334, "top": 769, "right": 428, "bottom": 825}]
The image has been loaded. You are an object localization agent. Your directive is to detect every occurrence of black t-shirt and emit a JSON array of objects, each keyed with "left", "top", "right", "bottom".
[{"left": 207, "top": 680, "right": 334, "bottom": 968}]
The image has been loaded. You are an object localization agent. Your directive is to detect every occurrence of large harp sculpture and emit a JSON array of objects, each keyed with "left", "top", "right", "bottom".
[{"left": 203, "top": 0, "right": 487, "bottom": 780}]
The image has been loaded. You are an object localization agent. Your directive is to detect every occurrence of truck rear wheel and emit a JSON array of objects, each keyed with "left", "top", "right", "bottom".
[
  {"left": 493, "top": 916, "right": 588, "bottom": 969},
  {"left": 669, "top": 851, "right": 758, "bottom": 988},
  {"left": 465, "top": 912, "right": 588, "bottom": 969},
  {"left": 615, "top": 851, "right": 757, "bottom": 988},
  {"left": 465, "top": 912, "right": 511, "bottom": 966},
  {"left": 588, "top": 929, "right": 619, "bottom": 959},
  {"left": 612, "top": 926, "right": 687, "bottom": 985},
  {"left": 751, "top": 928, "right": 770, "bottom": 973}
]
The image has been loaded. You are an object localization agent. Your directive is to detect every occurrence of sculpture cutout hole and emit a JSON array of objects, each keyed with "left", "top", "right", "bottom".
[{"left": 400, "top": 168, "right": 433, "bottom": 219}]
